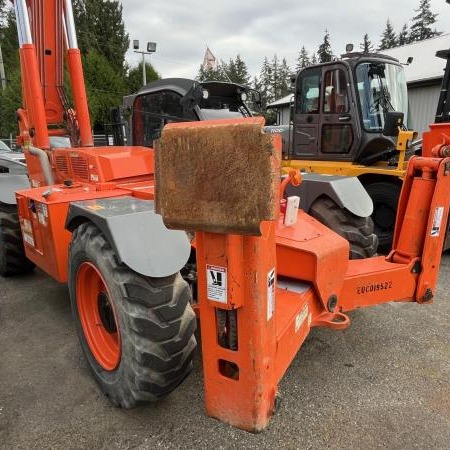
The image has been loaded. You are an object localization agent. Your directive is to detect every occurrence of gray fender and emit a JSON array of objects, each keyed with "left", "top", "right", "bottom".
[
  {"left": 285, "top": 173, "right": 373, "bottom": 218},
  {"left": 66, "top": 196, "right": 191, "bottom": 278},
  {"left": 0, "top": 174, "right": 31, "bottom": 204}
]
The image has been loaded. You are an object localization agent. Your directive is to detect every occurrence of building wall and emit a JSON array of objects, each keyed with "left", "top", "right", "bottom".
[
  {"left": 279, "top": 106, "right": 291, "bottom": 125},
  {"left": 408, "top": 84, "right": 441, "bottom": 134},
  {"left": 274, "top": 105, "right": 291, "bottom": 125}
]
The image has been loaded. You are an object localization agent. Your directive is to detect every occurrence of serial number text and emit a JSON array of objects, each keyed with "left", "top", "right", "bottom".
[{"left": 357, "top": 282, "right": 393, "bottom": 295}]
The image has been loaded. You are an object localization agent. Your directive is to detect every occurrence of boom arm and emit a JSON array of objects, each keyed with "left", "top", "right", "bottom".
[{"left": 13, "top": 0, "right": 93, "bottom": 149}]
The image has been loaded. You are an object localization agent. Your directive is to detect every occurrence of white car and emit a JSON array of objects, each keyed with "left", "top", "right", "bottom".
[
  {"left": 0, "top": 139, "right": 12, "bottom": 152},
  {"left": 0, "top": 140, "right": 26, "bottom": 165}
]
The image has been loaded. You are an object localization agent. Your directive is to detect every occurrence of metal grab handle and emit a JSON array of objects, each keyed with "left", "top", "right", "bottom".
[{"left": 338, "top": 115, "right": 351, "bottom": 122}]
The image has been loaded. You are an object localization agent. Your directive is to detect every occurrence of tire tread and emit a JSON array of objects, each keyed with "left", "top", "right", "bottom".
[
  {"left": 68, "top": 222, "right": 196, "bottom": 407},
  {"left": 0, "top": 203, "right": 35, "bottom": 276},
  {"left": 309, "top": 197, "right": 379, "bottom": 259}
]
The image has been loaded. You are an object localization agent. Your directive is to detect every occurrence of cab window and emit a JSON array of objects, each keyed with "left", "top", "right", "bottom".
[
  {"left": 296, "top": 68, "right": 321, "bottom": 114},
  {"left": 323, "top": 69, "right": 349, "bottom": 113},
  {"left": 132, "top": 91, "right": 197, "bottom": 147}
]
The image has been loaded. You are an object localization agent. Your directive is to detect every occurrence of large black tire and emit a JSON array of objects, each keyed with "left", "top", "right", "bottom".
[
  {"left": 364, "top": 181, "right": 401, "bottom": 254},
  {"left": 0, "top": 203, "right": 35, "bottom": 277},
  {"left": 309, "top": 196, "right": 378, "bottom": 259},
  {"left": 68, "top": 222, "right": 197, "bottom": 408}
]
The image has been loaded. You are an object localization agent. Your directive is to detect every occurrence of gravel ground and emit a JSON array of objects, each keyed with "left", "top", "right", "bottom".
[{"left": 1, "top": 254, "right": 450, "bottom": 449}]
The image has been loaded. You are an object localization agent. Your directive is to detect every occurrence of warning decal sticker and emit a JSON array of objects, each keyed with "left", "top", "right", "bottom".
[
  {"left": 206, "top": 265, "right": 227, "bottom": 303},
  {"left": 295, "top": 304, "right": 309, "bottom": 333},
  {"left": 267, "top": 268, "right": 275, "bottom": 321},
  {"left": 21, "top": 219, "right": 35, "bottom": 247},
  {"left": 431, "top": 206, "right": 444, "bottom": 237}
]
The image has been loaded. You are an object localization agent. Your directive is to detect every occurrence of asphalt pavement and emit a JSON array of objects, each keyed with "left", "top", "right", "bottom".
[{"left": 1, "top": 255, "right": 450, "bottom": 449}]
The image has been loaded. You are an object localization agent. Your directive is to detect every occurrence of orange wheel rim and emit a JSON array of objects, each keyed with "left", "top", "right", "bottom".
[{"left": 76, "top": 262, "right": 121, "bottom": 371}]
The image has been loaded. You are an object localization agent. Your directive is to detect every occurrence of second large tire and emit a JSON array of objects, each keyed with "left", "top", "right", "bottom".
[
  {"left": 0, "top": 203, "right": 35, "bottom": 277},
  {"left": 309, "top": 196, "right": 379, "bottom": 259},
  {"left": 68, "top": 222, "right": 197, "bottom": 408},
  {"left": 364, "top": 181, "right": 401, "bottom": 254}
]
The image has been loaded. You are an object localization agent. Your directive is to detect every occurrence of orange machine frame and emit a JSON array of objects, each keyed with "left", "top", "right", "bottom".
[
  {"left": 10, "top": 0, "right": 450, "bottom": 434},
  {"left": 198, "top": 149, "right": 450, "bottom": 433},
  {"left": 158, "top": 118, "right": 450, "bottom": 432}
]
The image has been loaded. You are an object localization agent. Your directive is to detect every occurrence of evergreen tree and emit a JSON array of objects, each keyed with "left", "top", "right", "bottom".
[
  {"left": 379, "top": 19, "right": 397, "bottom": 50},
  {"left": 360, "top": 33, "right": 375, "bottom": 53},
  {"left": 270, "top": 54, "right": 280, "bottom": 100},
  {"left": 311, "top": 53, "right": 318, "bottom": 64},
  {"left": 296, "top": 46, "right": 310, "bottom": 71},
  {"left": 0, "top": 8, "right": 20, "bottom": 135},
  {"left": 0, "top": 66, "right": 21, "bottom": 136},
  {"left": 277, "top": 58, "right": 292, "bottom": 99},
  {"left": 222, "top": 54, "right": 250, "bottom": 85},
  {"left": 196, "top": 64, "right": 227, "bottom": 82},
  {"left": 0, "top": 0, "right": 7, "bottom": 24},
  {"left": 73, "top": 0, "right": 129, "bottom": 73},
  {"left": 251, "top": 76, "right": 261, "bottom": 93},
  {"left": 126, "top": 61, "right": 160, "bottom": 93},
  {"left": 409, "top": 0, "right": 442, "bottom": 42},
  {"left": 82, "top": 49, "right": 127, "bottom": 131},
  {"left": 258, "top": 57, "right": 273, "bottom": 110},
  {"left": 71, "top": 0, "right": 131, "bottom": 129},
  {"left": 398, "top": 24, "right": 410, "bottom": 46},
  {"left": 0, "top": 8, "right": 18, "bottom": 69},
  {"left": 317, "top": 30, "right": 333, "bottom": 63}
]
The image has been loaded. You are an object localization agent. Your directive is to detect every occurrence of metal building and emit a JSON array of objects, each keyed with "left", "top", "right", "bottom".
[{"left": 267, "top": 94, "right": 293, "bottom": 125}]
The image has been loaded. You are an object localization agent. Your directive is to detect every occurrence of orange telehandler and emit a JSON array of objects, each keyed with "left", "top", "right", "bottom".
[{"left": 0, "top": 0, "right": 449, "bottom": 433}]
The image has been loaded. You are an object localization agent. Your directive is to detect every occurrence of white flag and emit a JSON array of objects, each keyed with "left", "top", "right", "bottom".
[{"left": 202, "top": 47, "right": 216, "bottom": 71}]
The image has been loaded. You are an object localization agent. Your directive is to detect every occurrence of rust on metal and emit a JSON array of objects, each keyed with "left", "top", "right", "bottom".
[{"left": 155, "top": 117, "right": 280, "bottom": 235}]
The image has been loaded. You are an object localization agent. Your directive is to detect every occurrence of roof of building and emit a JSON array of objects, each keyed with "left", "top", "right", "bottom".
[
  {"left": 267, "top": 94, "right": 294, "bottom": 108},
  {"left": 382, "top": 33, "right": 449, "bottom": 84}
]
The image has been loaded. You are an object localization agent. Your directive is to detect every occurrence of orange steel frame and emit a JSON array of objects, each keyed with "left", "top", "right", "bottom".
[
  {"left": 175, "top": 117, "right": 450, "bottom": 431},
  {"left": 12, "top": 0, "right": 158, "bottom": 282},
  {"left": 12, "top": 0, "right": 450, "bottom": 433}
]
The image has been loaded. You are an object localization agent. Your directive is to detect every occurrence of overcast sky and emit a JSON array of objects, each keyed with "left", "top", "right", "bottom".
[{"left": 121, "top": 0, "right": 450, "bottom": 80}]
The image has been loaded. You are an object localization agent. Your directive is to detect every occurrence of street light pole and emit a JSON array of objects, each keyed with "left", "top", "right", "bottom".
[
  {"left": 133, "top": 40, "right": 157, "bottom": 87},
  {"left": 141, "top": 52, "right": 146, "bottom": 85}
]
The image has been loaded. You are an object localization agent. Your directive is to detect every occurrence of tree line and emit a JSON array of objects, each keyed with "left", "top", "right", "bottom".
[
  {"left": 198, "top": 0, "right": 443, "bottom": 113},
  {"left": 0, "top": 0, "right": 444, "bottom": 136}
]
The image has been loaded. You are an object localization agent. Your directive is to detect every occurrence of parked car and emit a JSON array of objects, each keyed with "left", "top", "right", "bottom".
[
  {"left": 0, "top": 139, "right": 12, "bottom": 152},
  {"left": 0, "top": 139, "right": 26, "bottom": 165}
]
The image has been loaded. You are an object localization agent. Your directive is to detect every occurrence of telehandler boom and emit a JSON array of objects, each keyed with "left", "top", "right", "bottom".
[{"left": 0, "top": 0, "right": 449, "bottom": 434}]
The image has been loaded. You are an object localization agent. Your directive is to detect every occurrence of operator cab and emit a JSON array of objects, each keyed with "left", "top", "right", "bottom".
[
  {"left": 120, "top": 78, "right": 261, "bottom": 147},
  {"left": 291, "top": 53, "right": 408, "bottom": 164}
]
